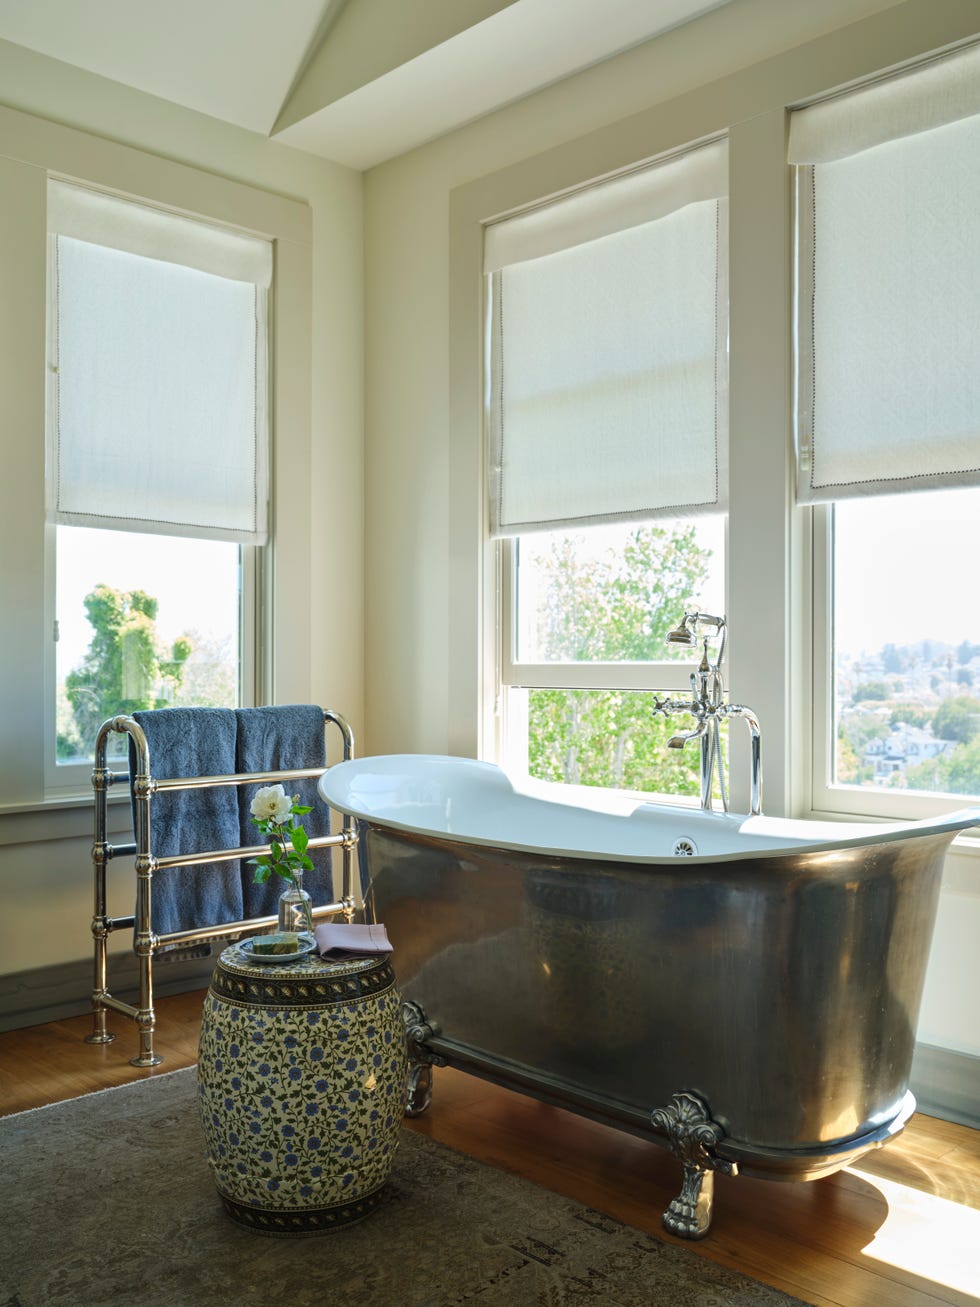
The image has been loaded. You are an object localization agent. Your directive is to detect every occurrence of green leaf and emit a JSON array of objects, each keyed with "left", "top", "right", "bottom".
[
  {"left": 252, "top": 866, "right": 271, "bottom": 884},
  {"left": 300, "top": 855, "right": 314, "bottom": 871},
  {"left": 292, "top": 826, "right": 309, "bottom": 855},
  {"left": 292, "top": 804, "right": 313, "bottom": 815}
]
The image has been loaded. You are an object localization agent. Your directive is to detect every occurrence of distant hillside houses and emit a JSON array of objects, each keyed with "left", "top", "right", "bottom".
[{"left": 864, "top": 724, "right": 956, "bottom": 780}]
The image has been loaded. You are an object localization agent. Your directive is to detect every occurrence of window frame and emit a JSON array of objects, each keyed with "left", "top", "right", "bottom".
[
  {"left": 794, "top": 56, "right": 980, "bottom": 823},
  {"left": 452, "top": 109, "right": 797, "bottom": 818},
  {"left": 40, "top": 185, "right": 272, "bottom": 799},
  {"left": 486, "top": 139, "right": 733, "bottom": 800},
  {"left": 0, "top": 107, "right": 311, "bottom": 814},
  {"left": 809, "top": 502, "right": 980, "bottom": 821}
]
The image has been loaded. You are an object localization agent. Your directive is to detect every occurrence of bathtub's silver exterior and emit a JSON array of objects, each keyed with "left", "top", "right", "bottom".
[{"left": 361, "top": 822, "right": 952, "bottom": 1185}]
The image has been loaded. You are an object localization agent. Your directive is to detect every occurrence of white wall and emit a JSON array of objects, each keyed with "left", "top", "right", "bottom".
[
  {"left": 0, "top": 40, "right": 363, "bottom": 977},
  {"left": 363, "top": 0, "right": 980, "bottom": 1058}
]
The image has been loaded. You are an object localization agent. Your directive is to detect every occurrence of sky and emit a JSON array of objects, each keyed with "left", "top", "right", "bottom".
[
  {"left": 56, "top": 486, "right": 979, "bottom": 683},
  {"left": 833, "top": 487, "right": 980, "bottom": 657},
  {"left": 517, "top": 486, "right": 980, "bottom": 663},
  {"left": 56, "top": 526, "right": 239, "bottom": 680}
]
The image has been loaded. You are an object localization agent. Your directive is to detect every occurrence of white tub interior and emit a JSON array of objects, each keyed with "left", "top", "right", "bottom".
[{"left": 319, "top": 754, "right": 980, "bottom": 864}]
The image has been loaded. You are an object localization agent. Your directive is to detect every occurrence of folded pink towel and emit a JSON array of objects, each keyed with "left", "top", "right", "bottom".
[{"left": 315, "top": 922, "right": 393, "bottom": 959}]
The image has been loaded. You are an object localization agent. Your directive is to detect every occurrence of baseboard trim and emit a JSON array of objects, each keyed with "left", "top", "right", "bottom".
[
  {"left": 0, "top": 951, "right": 215, "bottom": 1034},
  {"left": 909, "top": 1043, "right": 979, "bottom": 1130}
]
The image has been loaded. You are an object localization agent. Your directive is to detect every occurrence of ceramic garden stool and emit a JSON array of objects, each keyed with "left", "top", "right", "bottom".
[{"left": 198, "top": 944, "right": 406, "bottom": 1235}]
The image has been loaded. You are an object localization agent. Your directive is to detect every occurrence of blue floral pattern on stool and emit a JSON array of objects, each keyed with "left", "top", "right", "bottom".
[{"left": 198, "top": 945, "right": 407, "bottom": 1233}]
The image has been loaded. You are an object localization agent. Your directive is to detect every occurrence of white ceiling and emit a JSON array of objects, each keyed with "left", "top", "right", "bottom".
[{"left": 0, "top": 0, "right": 732, "bottom": 169}]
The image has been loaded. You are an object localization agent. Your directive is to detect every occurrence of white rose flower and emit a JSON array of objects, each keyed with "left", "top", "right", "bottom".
[{"left": 250, "top": 784, "right": 292, "bottom": 823}]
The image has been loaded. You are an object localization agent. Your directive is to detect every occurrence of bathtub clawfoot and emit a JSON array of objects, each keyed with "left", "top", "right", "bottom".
[
  {"left": 651, "top": 1090, "right": 738, "bottom": 1239},
  {"left": 402, "top": 1000, "right": 446, "bottom": 1117},
  {"left": 405, "top": 1063, "right": 433, "bottom": 1116}
]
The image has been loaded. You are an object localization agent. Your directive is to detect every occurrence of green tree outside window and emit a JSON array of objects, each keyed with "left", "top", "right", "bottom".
[{"left": 525, "top": 523, "right": 721, "bottom": 795}]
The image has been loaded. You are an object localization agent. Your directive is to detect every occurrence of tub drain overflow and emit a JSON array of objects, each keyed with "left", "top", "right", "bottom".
[{"left": 672, "top": 838, "right": 698, "bottom": 857}]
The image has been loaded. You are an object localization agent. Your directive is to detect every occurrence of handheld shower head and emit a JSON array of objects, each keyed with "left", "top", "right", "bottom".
[
  {"left": 665, "top": 611, "right": 727, "bottom": 664},
  {"left": 665, "top": 621, "right": 698, "bottom": 647}
]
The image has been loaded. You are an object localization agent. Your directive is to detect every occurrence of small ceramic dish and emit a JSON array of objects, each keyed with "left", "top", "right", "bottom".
[{"left": 237, "top": 935, "right": 317, "bottom": 965}]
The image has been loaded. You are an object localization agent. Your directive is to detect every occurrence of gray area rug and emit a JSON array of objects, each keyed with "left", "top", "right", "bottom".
[{"left": 1, "top": 1070, "right": 812, "bottom": 1307}]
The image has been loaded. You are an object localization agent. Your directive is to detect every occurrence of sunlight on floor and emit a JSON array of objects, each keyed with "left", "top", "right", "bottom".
[{"left": 851, "top": 1167, "right": 980, "bottom": 1299}]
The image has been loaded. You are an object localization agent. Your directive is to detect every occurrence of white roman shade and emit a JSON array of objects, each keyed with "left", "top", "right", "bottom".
[
  {"left": 46, "top": 179, "right": 272, "bottom": 544},
  {"left": 485, "top": 138, "right": 728, "bottom": 537},
  {"left": 790, "top": 42, "right": 980, "bottom": 504}
]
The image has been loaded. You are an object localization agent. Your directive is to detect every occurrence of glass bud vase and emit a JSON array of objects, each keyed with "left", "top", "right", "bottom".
[{"left": 278, "top": 873, "right": 314, "bottom": 939}]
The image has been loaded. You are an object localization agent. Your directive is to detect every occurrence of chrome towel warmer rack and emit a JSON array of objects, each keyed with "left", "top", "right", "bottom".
[{"left": 86, "top": 709, "right": 358, "bottom": 1068}]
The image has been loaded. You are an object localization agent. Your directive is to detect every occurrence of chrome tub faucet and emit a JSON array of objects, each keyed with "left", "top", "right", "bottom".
[{"left": 652, "top": 612, "right": 762, "bottom": 815}]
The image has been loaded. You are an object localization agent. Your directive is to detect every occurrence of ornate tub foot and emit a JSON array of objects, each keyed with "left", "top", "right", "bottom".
[
  {"left": 651, "top": 1090, "right": 737, "bottom": 1239},
  {"left": 402, "top": 1000, "right": 445, "bottom": 1118},
  {"left": 405, "top": 1063, "right": 433, "bottom": 1116}
]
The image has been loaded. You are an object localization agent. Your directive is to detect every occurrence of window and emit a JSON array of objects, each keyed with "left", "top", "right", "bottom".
[
  {"left": 814, "top": 488, "right": 980, "bottom": 815},
  {"left": 792, "top": 41, "right": 980, "bottom": 815},
  {"left": 501, "top": 516, "right": 726, "bottom": 796},
  {"left": 486, "top": 139, "right": 729, "bottom": 800},
  {"left": 52, "top": 526, "right": 247, "bottom": 767},
  {"left": 452, "top": 25, "right": 980, "bottom": 825},
  {"left": 44, "top": 181, "right": 271, "bottom": 792}
]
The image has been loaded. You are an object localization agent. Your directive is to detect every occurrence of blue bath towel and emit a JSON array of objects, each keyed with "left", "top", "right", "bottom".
[
  {"left": 130, "top": 708, "right": 243, "bottom": 936},
  {"left": 236, "top": 705, "right": 332, "bottom": 920}
]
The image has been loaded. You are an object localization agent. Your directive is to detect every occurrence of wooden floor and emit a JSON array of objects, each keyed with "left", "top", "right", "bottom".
[{"left": 2, "top": 990, "right": 978, "bottom": 1307}]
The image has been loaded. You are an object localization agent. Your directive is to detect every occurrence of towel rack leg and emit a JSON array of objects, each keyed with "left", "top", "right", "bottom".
[
  {"left": 87, "top": 738, "right": 116, "bottom": 1046},
  {"left": 85, "top": 910, "right": 115, "bottom": 1046},
  {"left": 130, "top": 847, "right": 162, "bottom": 1066},
  {"left": 85, "top": 1011, "right": 114, "bottom": 1045},
  {"left": 131, "top": 1012, "right": 160, "bottom": 1067},
  {"left": 326, "top": 710, "right": 359, "bottom": 921},
  {"left": 130, "top": 937, "right": 161, "bottom": 1067}
]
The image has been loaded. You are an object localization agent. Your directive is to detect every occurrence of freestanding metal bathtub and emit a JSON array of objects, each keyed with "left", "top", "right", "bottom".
[{"left": 318, "top": 753, "right": 979, "bottom": 1237}]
